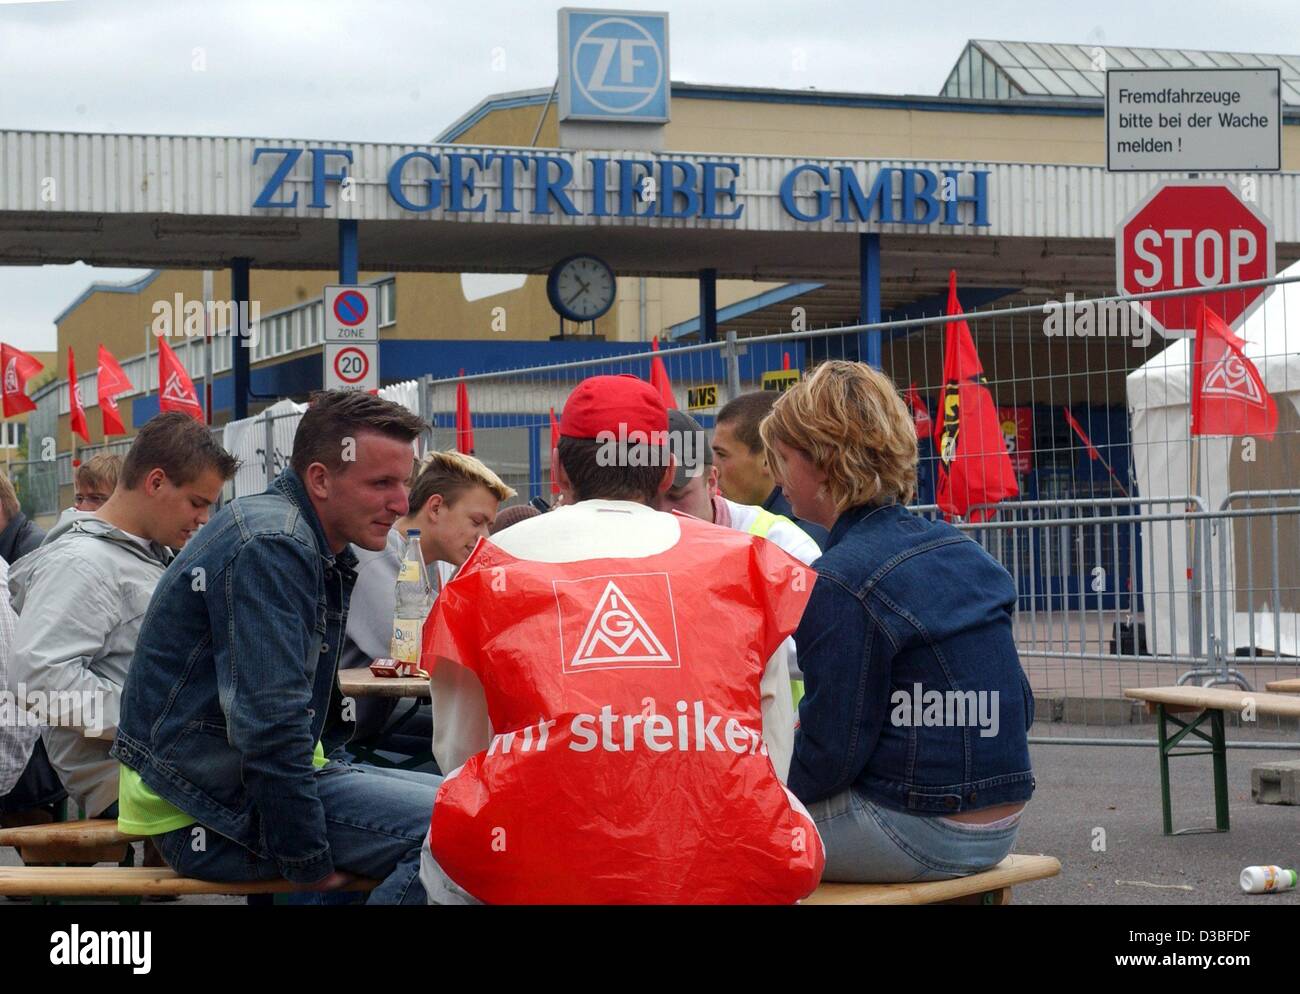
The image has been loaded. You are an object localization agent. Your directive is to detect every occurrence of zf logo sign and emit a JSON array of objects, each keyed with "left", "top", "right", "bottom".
[{"left": 560, "top": 9, "right": 670, "bottom": 122}]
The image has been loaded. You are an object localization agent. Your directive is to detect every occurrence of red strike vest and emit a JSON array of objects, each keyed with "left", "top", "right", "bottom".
[{"left": 421, "top": 512, "right": 824, "bottom": 904}]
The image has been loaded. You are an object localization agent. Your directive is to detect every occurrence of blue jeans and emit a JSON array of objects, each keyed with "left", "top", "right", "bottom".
[
  {"left": 154, "top": 759, "right": 441, "bottom": 905},
  {"left": 807, "top": 788, "right": 1021, "bottom": 883}
]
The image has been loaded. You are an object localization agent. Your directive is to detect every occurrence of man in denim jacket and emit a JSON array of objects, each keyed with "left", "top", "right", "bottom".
[{"left": 113, "top": 391, "right": 441, "bottom": 904}]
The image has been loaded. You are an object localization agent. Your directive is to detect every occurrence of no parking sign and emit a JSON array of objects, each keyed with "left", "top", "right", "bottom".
[
  {"left": 324, "top": 285, "right": 377, "bottom": 340},
  {"left": 323, "top": 285, "right": 379, "bottom": 392}
]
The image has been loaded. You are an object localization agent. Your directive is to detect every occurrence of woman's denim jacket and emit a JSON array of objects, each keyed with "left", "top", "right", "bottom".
[
  {"left": 788, "top": 502, "right": 1035, "bottom": 815},
  {"left": 112, "top": 469, "right": 357, "bottom": 884}
]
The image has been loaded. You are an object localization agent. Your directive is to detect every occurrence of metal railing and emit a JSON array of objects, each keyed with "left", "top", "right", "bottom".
[{"left": 414, "top": 272, "right": 1300, "bottom": 742}]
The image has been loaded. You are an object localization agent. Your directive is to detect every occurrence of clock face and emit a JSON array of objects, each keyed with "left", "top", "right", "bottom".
[{"left": 550, "top": 255, "right": 616, "bottom": 321}]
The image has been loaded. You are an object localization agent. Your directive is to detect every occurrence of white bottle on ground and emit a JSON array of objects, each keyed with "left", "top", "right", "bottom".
[
  {"left": 390, "top": 529, "right": 433, "bottom": 668},
  {"left": 1239, "top": 865, "right": 1297, "bottom": 894}
]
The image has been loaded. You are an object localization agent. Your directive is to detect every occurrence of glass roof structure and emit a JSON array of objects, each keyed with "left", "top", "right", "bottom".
[{"left": 941, "top": 40, "right": 1300, "bottom": 106}]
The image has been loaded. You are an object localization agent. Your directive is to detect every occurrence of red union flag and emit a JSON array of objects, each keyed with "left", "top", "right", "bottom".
[
  {"left": 97, "top": 345, "right": 133, "bottom": 437},
  {"left": 1117, "top": 180, "right": 1274, "bottom": 336},
  {"left": 1, "top": 343, "right": 44, "bottom": 417},
  {"left": 157, "top": 337, "right": 203, "bottom": 420},
  {"left": 649, "top": 337, "right": 676, "bottom": 409},
  {"left": 67, "top": 347, "right": 90, "bottom": 443},
  {"left": 549, "top": 406, "right": 561, "bottom": 495},
  {"left": 1061, "top": 407, "right": 1102, "bottom": 461},
  {"left": 1191, "top": 301, "right": 1278, "bottom": 440},
  {"left": 904, "top": 383, "right": 933, "bottom": 439},
  {"left": 933, "top": 271, "right": 1019, "bottom": 521},
  {"left": 455, "top": 368, "right": 474, "bottom": 454}
]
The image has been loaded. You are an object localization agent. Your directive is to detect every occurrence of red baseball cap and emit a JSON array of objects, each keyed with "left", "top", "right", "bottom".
[{"left": 559, "top": 374, "right": 668, "bottom": 440}]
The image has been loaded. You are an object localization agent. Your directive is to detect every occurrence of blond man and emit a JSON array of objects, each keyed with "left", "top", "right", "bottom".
[
  {"left": 333, "top": 450, "right": 515, "bottom": 753},
  {"left": 75, "top": 453, "right": 123, "bottom": 512}
]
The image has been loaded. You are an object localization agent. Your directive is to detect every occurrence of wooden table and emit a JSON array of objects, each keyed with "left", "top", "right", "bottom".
[
  {"left": 335, "top": 668, "right": 434, "bottom": 772},
  {"left": 337, "top": 668, "right": 430, "bottom": 700},
  {"left": 1124, "top": 686, "right": 1300, "bottom": 835}
]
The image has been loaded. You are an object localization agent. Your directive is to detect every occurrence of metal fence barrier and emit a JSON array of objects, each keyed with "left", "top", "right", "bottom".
[
  {"left": 415, "top": 273, "right": 1300, "bottom": 744},
  {"left": 10, "top": 275, "right": 1297, "bottom": 745}
]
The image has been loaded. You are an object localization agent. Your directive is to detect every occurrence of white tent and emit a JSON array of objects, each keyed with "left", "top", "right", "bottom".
[{"left": 1126, "top": 263, "right": 1300, "bottom": 658}]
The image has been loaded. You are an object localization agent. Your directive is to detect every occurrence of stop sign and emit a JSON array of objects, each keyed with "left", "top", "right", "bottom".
[{"left": 1116, "top": 180, "right": 1274, "bottom": 336}]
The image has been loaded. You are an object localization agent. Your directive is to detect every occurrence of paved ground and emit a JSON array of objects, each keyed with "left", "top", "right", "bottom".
[
  {"left": 1016, "top": 730, "right": 1300, "bottom": 905},
  {"left": 5, "top": 728, "right": 1298, "bottom": 906}
]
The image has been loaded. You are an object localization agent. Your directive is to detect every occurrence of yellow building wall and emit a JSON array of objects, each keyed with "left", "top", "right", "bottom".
[
  {"left": 661, "top": 98, "right": 1106, "bottom": 163},
  {"left": 55, "top": 267, "right": 383, "bottom": 447},
  {"left": 456, "top": 101, "right": 560, "bottom": 149},
  {"left": 393, "top": 271, "right": 617, "bottom": 342}
]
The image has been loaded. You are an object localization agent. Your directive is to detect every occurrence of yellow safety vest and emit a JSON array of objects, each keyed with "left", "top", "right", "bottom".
[{"left": 745, "top": 509, "right": 805, "bottom": 710}]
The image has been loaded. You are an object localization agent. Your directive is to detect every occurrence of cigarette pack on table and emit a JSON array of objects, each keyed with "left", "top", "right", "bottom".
[
  {"left": 369, "top": 657, "right": 402, "bottom": 678},
  {"left": 369, "top": 657, "right": 423, "bottom": 678}
]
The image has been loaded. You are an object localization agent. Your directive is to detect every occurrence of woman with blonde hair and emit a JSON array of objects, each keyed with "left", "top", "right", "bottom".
[{"left": 759, "top": 360, "right": 1034, "bottom": 882}]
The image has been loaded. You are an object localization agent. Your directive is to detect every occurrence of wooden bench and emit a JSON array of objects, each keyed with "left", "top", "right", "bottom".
[
  {"left": 1124, "top": 686, "right": 1300, "bottom": 835},
  {"left": 1265, "top": 678, "right": 1300, "bottom": 693},
  {"left": 803, "top": 853, "right": 1059, "bottom": 905},
  {"left": 0, "top": 818, "right": 135, "bottom": 865},
  {"left": 1, "top": 858, "right": 1055, "bottom": 904},
  {"left": 0, "top": 866, "right": 378, "bottom": 899},
  {"left": 2, "top": 819, "right": 1058, "bottom": 906},
  {"left": 0, "top": 819, "right": 377, "bottom": 902}
]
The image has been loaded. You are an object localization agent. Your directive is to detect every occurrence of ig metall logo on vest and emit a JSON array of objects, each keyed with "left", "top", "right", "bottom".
[
  {"left": 554, "top": 573, "right": 682, "bottom": 673},
  {"left": 558, "top": 8, "right": 670, "bottom": 122}
]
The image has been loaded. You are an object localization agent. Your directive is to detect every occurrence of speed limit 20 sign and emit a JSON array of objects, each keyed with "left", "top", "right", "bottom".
[
  {"left": 324, "top": 342, "right": 378, "bottom": 392},
  {"left": 323, "top": 284, "right": 379, "bottom": 392}
]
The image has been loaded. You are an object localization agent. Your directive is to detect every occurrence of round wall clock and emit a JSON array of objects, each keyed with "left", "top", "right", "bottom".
[{"left": 547, "top": 254, "right": 617, "bottom": 322}]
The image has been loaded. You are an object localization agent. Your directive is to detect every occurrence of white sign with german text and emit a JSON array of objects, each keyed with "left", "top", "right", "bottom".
[{"left": 1106, "top": 68, "right": 1281, "bottom": 173}]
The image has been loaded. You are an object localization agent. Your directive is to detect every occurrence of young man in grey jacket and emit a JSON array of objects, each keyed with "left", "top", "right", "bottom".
[{"left": 8, "top": 413, "right": 237, "bottom": 819}]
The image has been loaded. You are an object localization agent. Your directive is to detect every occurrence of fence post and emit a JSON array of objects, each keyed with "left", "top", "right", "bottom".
[
  {"left": 1189, "top": 518, "right": 1203, "bottom": 661},
  {"left": 528, "top": 424, "right": 542, "bottom": 503},
  {"left": 418, "top": 373, "right": 433, "bottom": 457},
  {"left": 724, "top": 330, "right": 742, "bottom": 402},
  {"left": 263, "top": 408, "right": 275, "bottom": 487}
]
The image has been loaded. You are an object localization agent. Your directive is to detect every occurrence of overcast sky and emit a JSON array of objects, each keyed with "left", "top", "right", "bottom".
[{"left": 2, "top": 0, "right": 1299, "bottom": 350}]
